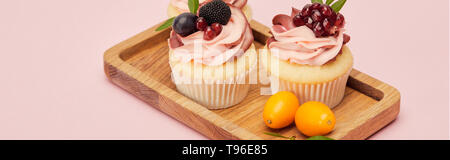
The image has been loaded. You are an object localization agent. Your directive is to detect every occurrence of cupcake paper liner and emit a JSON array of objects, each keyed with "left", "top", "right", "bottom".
[
  {"left": 271, "top": 68, "right": 352, "bottom": 109},
  {"left": 174, "top": 81, "right": 250, "bottom": 110},
  {"left": 171, "top": 58, "right": 257, "bottom": 110}
]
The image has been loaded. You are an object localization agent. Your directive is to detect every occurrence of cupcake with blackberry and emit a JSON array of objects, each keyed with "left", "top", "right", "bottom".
[
  {"left": 168, "top": 0, "right": 252, "bottom": 21},
  {"left": 262, "top": 0, "right": 352, "bottom": 108},
  {"left": 163, "top": 0, "right": 256, "bottom": 109}
]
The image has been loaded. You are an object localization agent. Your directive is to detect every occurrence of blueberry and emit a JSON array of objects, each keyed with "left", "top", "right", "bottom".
[{"left": 173, "top": 13, "right": 198, "bottom": 37}]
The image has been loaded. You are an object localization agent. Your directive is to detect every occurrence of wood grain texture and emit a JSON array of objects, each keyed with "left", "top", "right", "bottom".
[{"left": 103, "top": 20, "right": 401, "bottom": 140}]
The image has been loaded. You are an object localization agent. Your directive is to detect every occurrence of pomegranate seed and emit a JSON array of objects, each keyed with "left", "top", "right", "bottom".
[
  {"left": 301, "top": 4, "right": 312, "bottom": 17},
  {"left": 320, "top": 5, "right": 333, "bottom": 17},
  {"left": 296, "top": 3, "right": 346, "bottom": 38},
  {"left": 293, "top": 14, "right": 305, "bottom": 27},
  {"left": 329, "top": 12, "right": 337, "bottom": 24},
  {"left": 311, "top": 3, "right": 321, "bottom": 10},
  {"left": 211, "top": 23, "right": 223, "bottom": 35},
  {"left": 335, "top": 13, "right": 345, "bottom": 28},
  {"left": 313, "top": 22, "right": 325, "bottom": 37},
  {"left": 196, "top": 17, "right": 208, "bottom": 31},
  {"left": 203, "top": 26, "right": 216, "bottom": 41},
  {"left": 322, "top": 18, "right": 332, "bottom": 31},
  {"left": 304, "top": 17, "right": 314, "bottom": 28},
  {"left": 311, "top": 10, "right": 323, "bottom": 22}
]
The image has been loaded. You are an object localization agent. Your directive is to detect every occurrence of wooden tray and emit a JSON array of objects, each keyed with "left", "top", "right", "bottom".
[{"left": 104, "top": 20, "right": 400, "bottom": 140}]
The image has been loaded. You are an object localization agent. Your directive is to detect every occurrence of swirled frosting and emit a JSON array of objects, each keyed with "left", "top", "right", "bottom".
[
  {"left": 267, "top": 8, "right": 347, "bottom": 66},
  {"left": 170, "top": 0, "right": 247, "bottom": 13},
  {"left": 168, "top": 5, "right": 253, "bottom": 66}
]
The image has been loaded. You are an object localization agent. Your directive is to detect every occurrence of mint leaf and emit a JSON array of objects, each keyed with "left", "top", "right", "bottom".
[
  {"left": 188, "top": 0, "right": 199, "bottom": 14},
  {"left": 326, "top": 0, "right": 335, "bottom": 5},
  {"left": 331, "top": 0, "right": 347, "bottom": 13},
  {"left": 311, "top": 0, "right": 323, "bottom": 4},
  {"left": 155, "top": 17, "right": 175, "bottom": 31},
  {"left": 306, "top": 136, "right": 335, "bottom": 140}
]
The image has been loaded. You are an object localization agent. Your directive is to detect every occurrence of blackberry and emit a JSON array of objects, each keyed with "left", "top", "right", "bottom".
[{"left": 199, "top": 0, "right": 231, "bottom": 25}]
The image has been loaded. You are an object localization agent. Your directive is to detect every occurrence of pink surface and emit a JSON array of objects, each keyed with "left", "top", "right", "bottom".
[{"left": 0, "top": 0, "right": 448, "bottom": 140}]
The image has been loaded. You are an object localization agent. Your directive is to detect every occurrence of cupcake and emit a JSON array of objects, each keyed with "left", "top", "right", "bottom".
[
  {"left": 168, "top": 0, "right": 252, "bottom": 21},
  {"left": 262, "top": 2, "right": 352, "bottom": 108},
  {"left": 168, "top": 0, "right": 256, "bottom": 109}
]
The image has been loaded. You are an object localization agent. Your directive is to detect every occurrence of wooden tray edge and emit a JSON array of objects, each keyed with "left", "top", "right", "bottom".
[{"left": 342, "top": 70, "right": 401, "bottom": 139}]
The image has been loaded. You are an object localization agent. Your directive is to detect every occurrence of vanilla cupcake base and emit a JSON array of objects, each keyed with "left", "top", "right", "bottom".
[
  {"left": 262, "top": 46, "right": 354, "bottom": 109},
  {"left": 167, "top": 4, "right": 253, "bottom": 22}
]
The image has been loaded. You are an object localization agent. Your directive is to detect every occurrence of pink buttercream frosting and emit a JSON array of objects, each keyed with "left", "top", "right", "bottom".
[
  {"left": 169, "top": 5, "right": 253, "bottom": 66},
  {"left": 170, "top": 0, "right": 247, "bottom": 13},
  {"left": 268, "top": 8, "right": 346, "bottom": 66}
]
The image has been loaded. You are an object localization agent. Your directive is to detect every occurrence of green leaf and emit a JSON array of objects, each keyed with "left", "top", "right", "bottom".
[
  {"left": 188, "top": 0, "right": 199, "bottom": 14},
  {"left": 331, "top": 0, "right": 347, "bottom": 13},
  {"left": 264, "top": 132, "right": 297, "bottom": 140},
  {"left": 155, "top": 17, "right": 175, "bottom": 31},
  {"left": 306, "top": 136, "right": 335, "bottom": 140},
  {"left": 326, "top": 0, "right": 335, "bottom": 5},
  {"left": 311, "top": 0, "right": 323, "bottom": 4},
  {"left": 264, "top": 132, "right": 290, "bottom": 139}
]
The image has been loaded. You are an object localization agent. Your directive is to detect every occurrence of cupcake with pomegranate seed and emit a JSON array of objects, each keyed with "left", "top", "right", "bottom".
[
  {"left": 262, "top": 1, "right": 352, "bottom": 108},
  {"left": 167, "top": 0, "right": 256, "bottom": 109},
  {"left": 168, "top": 0, "right": 252, "bottom": 21}
]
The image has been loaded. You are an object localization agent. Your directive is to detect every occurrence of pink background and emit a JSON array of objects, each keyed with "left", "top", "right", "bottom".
[{"left": 0, "top": 0, "right": 448, "bottom": 140}]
